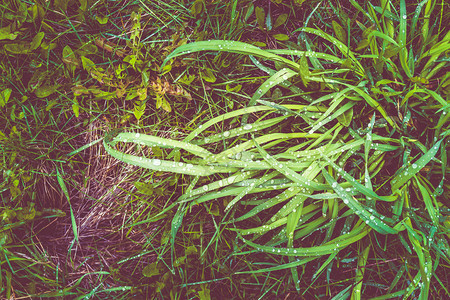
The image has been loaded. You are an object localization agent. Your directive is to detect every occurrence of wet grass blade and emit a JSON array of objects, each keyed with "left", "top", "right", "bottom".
[
  {"left": 56, "top": 167, "right": 78, "bottom": 243},
  {"left": 391, "top": 139, "right": 443, "bottom": 192},
  {"left": 321, "top": 167, "right": 399, "bottom": 235},
  {"left": 161, "top": 40, "right": 301, "bottom": 71}
]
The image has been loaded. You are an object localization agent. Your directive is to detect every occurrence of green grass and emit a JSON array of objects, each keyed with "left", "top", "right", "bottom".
[{"left": 1, "top": 0, "right": 449, "bottom": 299}]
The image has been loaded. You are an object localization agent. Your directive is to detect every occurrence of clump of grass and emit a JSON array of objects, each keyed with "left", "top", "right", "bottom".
[
  {"left": 1, "top": 0, "right": 448, "bottom": 298},
  {"left": 105, "top": 0, "right": 449, "bottom": 298}
]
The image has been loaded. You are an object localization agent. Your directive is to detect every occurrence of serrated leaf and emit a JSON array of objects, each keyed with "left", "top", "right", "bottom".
[
  {"left": 161, "top": 97, "right": 171, "bottom": 112},
  {"left": 173, "top": 255, "right": 186, "bottom": 267},
  {"left": 198, "top": 285, "right": 211, "bottom": 300}
]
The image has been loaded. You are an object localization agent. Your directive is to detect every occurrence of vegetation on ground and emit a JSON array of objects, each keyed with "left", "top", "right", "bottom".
[{"left": 0, "top": 0, "right": 449, "bottom": 299}]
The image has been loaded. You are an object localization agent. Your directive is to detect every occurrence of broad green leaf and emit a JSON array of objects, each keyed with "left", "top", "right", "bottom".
[
  {"left": 351, "top": 245, "right": 370, "bottom": 299},
  {"left": 81, "top": 56, "right": 96, "bottom": 71},
  {"left": 4, "top": 43, "right": 30, "bottom": 54},
  {"left": 0, "top": 26, "right": 17, "bottom": 40},
  {"left": 293, "top": 27, "right": 364, "bottom": 76},
  {"left": 368, "top": 30, "right": 398, "bottom": 46},
  {"left": 0, "top": 88, "right": 12, "bottom": 107},
  {"left": 273, "top": 34, "right": 289, "bottom": 41},
  {"left": 142, "top": 262, "right": 160, "bottom": 277},
  {"left": 54, "top": 0, "right": 69, "bottom": 12},
  {"left": 134, "top": 181, "right": 154, "bottom": 196},
  {"left": 200, "top": 68, "right": 216, "bottom": 83},
  {"left": 274, "top": 13, "right": 288, "bottom": 28},
  {"left": 336, "top": 106, "right": 353, "bottom": 127},
  {"left": 415, "top": 178, "right": 439, "bottom": 227},
  {"left": 299, "top": 54, "right": 310, "bottom": 87},
  {"left": 332, "top": 20, "right": 347, "bottom": 44},
  {"left": 30, "top": 32, "right": 44, "bottom": 50},
  {"left": 319, "top": 151, "right": 396, "bottom": 202},
  {"left": 190, "top": 0, "right": 203, "bottom": 17},
  {"left": 62, "top": 45, "right": 79, "bottom": 76},
  {"left": 72, "top": 98, "right": 80, "bottom": 117},
  {"left": 35, "top": 85, "right": 58, "bottom": 98},
  {"left": 96, "top": 15, "right": 108, "bottom": 24},
  {"left": 255, "top": 7, "right": 265, "bottom": 30}
]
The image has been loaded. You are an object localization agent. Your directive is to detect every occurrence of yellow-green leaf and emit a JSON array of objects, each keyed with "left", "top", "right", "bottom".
[
  {"left": 142, "top": 262, "right": 160, "bottom": 277},
  {"left": 35, "top": 85, "right": 58, "bottom": 98},
  {"left": 4, "top": 43, "right": 30, "bottom": 54},
  {"left": 201, "top": 68, "right": 216, "bottom": 83},
  {"left": 273, "top": 33, "right": 289, "bottom": 41},
  {"left": 72, "top": 99, "right": 80, "bottom": 117},
  {"left": 355, "top": 39, "right": 369, "bottom": 51},
  {"left": 185, "top": 245, "right": 198, "bottom": 256},
  {"left": 96, "top": 15, "right": 108, "bottom": 24},
  {"left": 274, "top": 13, "right": 288, "bottom": 28},
  {"left": 255, "top": 7, "right": 265, "bottom": 30},
  {"left": 0, "top": 88, "right": 12, "bottom": 107},
  {"left": 299, "top": 54, "right": 310, "bottom": 87},
  {"left": 0, "top": 25, "right": 18, "bottom": 40},
  {"left": 30, "top": 32, "right": 44, "bottom": 50},
  {"left": 134, "top": 181, "right": 154, "bottom": 196},
  {"left": 337, "top": 107, "right": 353, "bottom": 127},
  {"left": 190, "top": 0, "right": 203, "bottom": 17},
  {"left": 332, "top": 21, "right": 347, "bottom": 44}
]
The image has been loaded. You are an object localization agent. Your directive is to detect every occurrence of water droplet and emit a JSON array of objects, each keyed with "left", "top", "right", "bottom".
[
  {"left": 153, "top": 159, "right": 161, "bottom": 166},
  {"left": 223, "top": 131, "right": 230, "bottom": 137},
  {"left": 244, "top": 124, "right": 253, "bottom": 130},
  {"left": 412, "top": 163, "right": 418, "bottom": 169},
  {"left": 135, "top": 133, "right": 140, "bottom": 138}
]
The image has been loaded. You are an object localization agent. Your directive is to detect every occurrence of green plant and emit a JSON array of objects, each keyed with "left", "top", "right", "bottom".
[{"left": 104, "top": 0, "right": 449, "bottom": 297}]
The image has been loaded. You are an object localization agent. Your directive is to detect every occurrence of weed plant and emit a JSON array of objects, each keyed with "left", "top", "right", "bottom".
[
  {"left": 105, "top": 0, "right": 449, "bottom": 298},
  {"left": 0, "top": 0, "right": 449, "bottom": 299}
]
